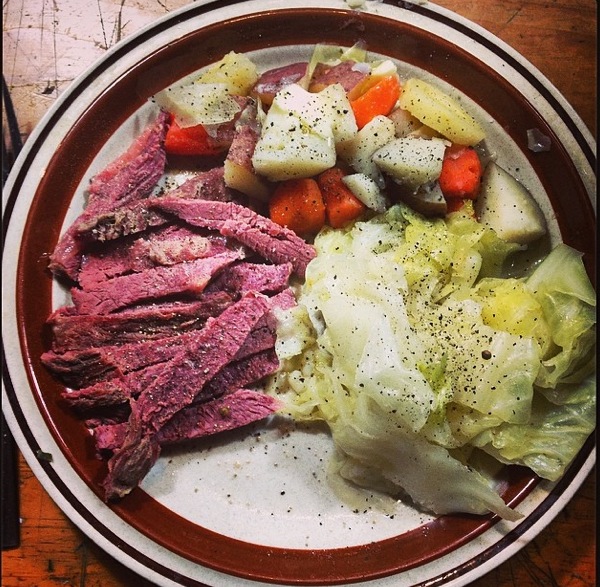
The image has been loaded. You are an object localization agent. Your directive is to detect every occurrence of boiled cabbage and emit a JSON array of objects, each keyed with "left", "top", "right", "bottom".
[{"left": 269, "top": 204, "right": 595, "bottom": 520}]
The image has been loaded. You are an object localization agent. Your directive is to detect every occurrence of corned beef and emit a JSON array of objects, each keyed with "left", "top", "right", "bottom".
[
  {"left": 205, "top": 261, "right": 292, "bottom": 297},
  {"left": 157, "top": 388, "right": 280, "bottom": 444},
  {"left": 47, "top": 292, "right": 233, "bottom": 352},
  {"left": 102, "top": 292, "right": 272, "bottom": 499},
  {"left": 78, "top": 226, "right": 235, "bottom": 287},
  {"left": 48, "top": 111, "right": 170, "bottom": 280},
  {"left": 150, "top": 198, "right": 316, "bottom": 276},
  {"left": 95, "top": 388, "right": 280, "bottom": 453},
  {"left": 42, "top": 332, "right": 187, "bottom": 389},
  {"left": 77, "top": 200, "right": 172, "bottom": 243},
  {"left": 64, "top": 346, "right": 279, "bottom": 415},
  {"left": 43, "top": 93, "right": 317, "bottom": 501},
  {"left": 71, "top": 250, "right": 243, "bottom": 315}
]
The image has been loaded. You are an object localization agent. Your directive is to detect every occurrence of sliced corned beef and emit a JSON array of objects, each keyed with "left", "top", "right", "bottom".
[
  {"left": 95, "top": 388, "right": 280, "bottom": 453},
  {"left": 48, "top": 292, "right": 233, "bottom": 352},
  {"left": 201, "top": 348, "right": 280, "bottom": 401},
  {"left": 157, "top": 389, "right": 280, "bottom": 444},
  {"left": 77, "top": 167, "right": 234, "bottom": 246},
  {"left": 205, "top": 261, "right": 292, "bottom": 297},
  {"left": 151, "top": 198, "right": 316, "bottom": 276},
  {"left": 76, "top": 200, "right": 172, "bottom": 244},
  {"left": 136, "top": 292, "right": 271, "bottom": 433},
  {"left": 62, "top": 376, "right": 133, "bottom": 412},
  {"left": 226, "top": 290, "right": 295, "bottom": 360},
  {"left": 65, "top": 345, "right": 278, "bottom": 415},
  {"left": 161, "top": 166, "right": 233, "bottom": 202},
  {"left": 269, "top": 287, "right": 298, "bottom": 312},
  {"left": 78, "top": 226, "right": 235, "bottom": 288},
  {"left": 226, "top": 125, "right": 261, "bottom": 169},
  {"left": 45, "top": 288, "right": 286, "bottom": 389},
  {"left": 102, "top": 407, "right": 161, "bottom": 501},
  {"left": 86, "top": 111, "right": 170, "bottom": 215},
  {"left": 41, "top": 332, "right": 186, "bottom": 389},
  {"left": 102, "top": 292, "right": 271, "bottom": 499},
  {"left": 48, "top": 111, "right": 169, "bottom": 280},
  {"left": 71, "top": 250, "right": 242, "bottom": 315}
]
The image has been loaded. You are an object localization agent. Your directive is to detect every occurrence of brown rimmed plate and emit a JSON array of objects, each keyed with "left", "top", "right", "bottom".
[{"left": 2, "top": 1, "right": 595, "bottom": 586}]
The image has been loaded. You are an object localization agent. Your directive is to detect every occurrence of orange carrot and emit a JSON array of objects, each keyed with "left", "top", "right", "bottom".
[
  {"left": 269, "top": 178, "right": 326, "bottom": 235},
  {"left": 317, "top": 167, "right": 367, "bottom": 228},
  {"left": 350, "top": 75, "right": 401, "bottom": 129},
  {"left": 164, "top": 116, "right": 225, "bottom": 156},
  {"left": 439, "top": 144, "right": 483, "bottom": 200}
]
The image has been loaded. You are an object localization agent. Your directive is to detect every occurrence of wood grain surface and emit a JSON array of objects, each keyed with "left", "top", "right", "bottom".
[{"left": 2, "top": 1, "right": 596, "bottom": 586}]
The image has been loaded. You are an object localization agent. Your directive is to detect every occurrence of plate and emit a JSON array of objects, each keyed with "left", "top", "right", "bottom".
[{"left": 2, "top": 1, "right": 596, "bottom": 586}]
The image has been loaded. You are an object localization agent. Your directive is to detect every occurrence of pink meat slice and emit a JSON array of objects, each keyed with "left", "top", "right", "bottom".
[
  {"left": 49, "top": 111, "right": 170, "bottom": 280},
  {"left": 71, "top": 250, "right": 242, "bottom": 315},
  {"left": 101, "top": 292, "right": 271, "bottom": 500},
  {"left": 151, "top": 197, "right": 316, "bottom": 276}
]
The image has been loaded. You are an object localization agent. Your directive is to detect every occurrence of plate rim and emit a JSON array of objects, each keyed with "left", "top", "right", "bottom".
[{"left": 2, "top": 1, "right": 596, "bottom": 586}]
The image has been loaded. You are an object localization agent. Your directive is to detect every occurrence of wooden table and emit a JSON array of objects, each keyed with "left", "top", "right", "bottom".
[{"left": 2, "top": 1, "right": 596, "bottom": 585}]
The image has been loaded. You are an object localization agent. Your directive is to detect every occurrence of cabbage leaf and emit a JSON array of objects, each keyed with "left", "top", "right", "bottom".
[{"left": 269, "top": 204, "right": 596, "bottom": 519}]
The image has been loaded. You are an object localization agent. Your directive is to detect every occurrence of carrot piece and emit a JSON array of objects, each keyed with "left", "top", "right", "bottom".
[
  {"left": 438, "top": 144, "right": 483, "bottom": 199},
  {"left": 269, "top": 178, "right": 326, "bottom": 235},
  {"left": 317, "top": 167, "right": 367, "bottom": 228},
  {"left": 164, "top": 117, "right": 225, "bottom": 156},
  {"left": 350, "top": 75, "right": 401, "bottom": 129}
]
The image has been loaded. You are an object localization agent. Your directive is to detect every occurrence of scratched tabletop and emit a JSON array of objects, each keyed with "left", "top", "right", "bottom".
[{"left": 2, "top": 0, "right": 597, "bottom": 586}]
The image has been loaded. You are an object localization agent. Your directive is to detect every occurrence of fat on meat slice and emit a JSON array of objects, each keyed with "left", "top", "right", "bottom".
[
  {"left": 151, "top": 197, "right": 316, "bottom": 276},
  {"left": 205, "top": 261, "right": 292, "bottom": 297},
  {"left": 101, "top": 291, "right": 272, "bottom": 500},
  {"left": 71, "top": 250, "right": 243, "bottom": 315},
  {"left": 78, "top": 226, "right": 235, "bottom": 288},
  {"left": 49, "top": 111, "right": 170, "bottom": 280},
  {"left": 77, "top": 167, "right": 234, "bottom": 245}
]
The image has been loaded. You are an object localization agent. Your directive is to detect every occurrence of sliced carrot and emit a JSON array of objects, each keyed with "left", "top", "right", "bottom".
[
  {"left": 438, "top": 144, "right": 483, "bottom": 200},
  {"left": 317, "top": 167, "right": 367, "bottom": 228},
  {"left": 350, "top": 75, "right": 401, "bottom": 129},
  {"left": 269, "top": 178, "right": 326, "bottom": 235},
  {"left": 446, "top": 197, "right": 476, "bottom": 217},
  {"left": 164, "top": 116, "right": 225, "bottom": 156}
]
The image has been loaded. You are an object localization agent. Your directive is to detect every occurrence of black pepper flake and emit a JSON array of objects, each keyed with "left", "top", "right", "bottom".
[{"left": 481, "top": 350, "right": 492, "bottom": 360}]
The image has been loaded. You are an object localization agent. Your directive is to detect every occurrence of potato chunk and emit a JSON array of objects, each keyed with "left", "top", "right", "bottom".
[{"left": 399, "top": 78, "right": 485, "bottom": 146}]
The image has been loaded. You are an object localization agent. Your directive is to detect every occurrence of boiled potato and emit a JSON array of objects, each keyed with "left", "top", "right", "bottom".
[
  {"left": 252, "top": 86, "right": 338, "bottom": 181},
  {"left": 342, "top": 173, "right": 389, "bottom": 212},
  {"left": 474, "top": 162, "right": 547, "bottom": 244},
  {"left": 338, "top": 115, "right": 396, "bottom": 185},
  {"left": 399, "top": 78, "right": 485, "bottom": 146},
  {"left": 389, "top": 106, "right": 422, "bottom": 137},
  {"left": 273, "top": 83, "right": 357, "bottom": 146},
  {"left": 372, "top": 136, "right": 446, "bottom": 189},
  {"left": 224, "top": 159, "right": 270, "bottom": 201}
]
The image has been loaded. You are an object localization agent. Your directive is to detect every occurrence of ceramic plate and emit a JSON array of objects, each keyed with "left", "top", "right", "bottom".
[{"left": 2, "top": 1, "right": 596, "bottom": 586}]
